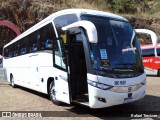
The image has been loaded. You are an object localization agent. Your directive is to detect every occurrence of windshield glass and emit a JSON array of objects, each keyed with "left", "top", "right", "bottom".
[{"left": 81, "top": 15, "right": 144, "bottom": 78}]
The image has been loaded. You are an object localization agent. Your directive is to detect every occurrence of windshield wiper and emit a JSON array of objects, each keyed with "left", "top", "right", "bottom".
[
  {"left": 99, "top": 67, "right": 114, "bottom": 72},
  {"left": 116, "top": 63, "right": 143, "bottom": 73},
  {"left": 115, "top": 63, "right": 133, "bottom": 65},
  {"left": 100, "top": 66, "right": 133, "bottom": 72},
  {"left": 114, "top": 63, "right": 134, "bottom": 69}
]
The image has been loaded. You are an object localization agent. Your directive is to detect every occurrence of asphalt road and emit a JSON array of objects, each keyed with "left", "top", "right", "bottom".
[{"left": 0, "top": 76, "right": 159, "bottom": 120}]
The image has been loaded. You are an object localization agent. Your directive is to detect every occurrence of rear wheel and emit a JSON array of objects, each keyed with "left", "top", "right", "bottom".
[
  {"left": 49, "top": 80, "right": 61, "bottom": 105},
  {"left": 10, "top": 75, "right": 16, "bottom": 88}
]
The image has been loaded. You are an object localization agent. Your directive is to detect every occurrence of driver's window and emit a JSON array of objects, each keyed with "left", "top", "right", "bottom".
[{"left": 53, "top": 40, "right": 67, "bottom": 70}]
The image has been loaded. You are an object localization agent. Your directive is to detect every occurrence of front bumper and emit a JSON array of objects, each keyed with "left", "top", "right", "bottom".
[{"left": 88, "top": 84, "right": 146, "bottom": 108}]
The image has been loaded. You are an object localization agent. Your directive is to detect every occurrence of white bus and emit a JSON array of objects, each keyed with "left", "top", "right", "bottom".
[{"left": 3, "top": 9, "right": 158, "bottom": 108}]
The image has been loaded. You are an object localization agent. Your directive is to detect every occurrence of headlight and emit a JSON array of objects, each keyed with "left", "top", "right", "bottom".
[
  {"left": 88, "top": 79, "right": 146, "bottom": 93},
  {"left": 88, "top": 80, "right": 113, "bottom": 90},
  {"left": 141, "top": 78, "right": 146, "bottom": 85}
]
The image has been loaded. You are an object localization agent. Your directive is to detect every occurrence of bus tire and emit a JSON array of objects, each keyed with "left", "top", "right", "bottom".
[
  {"left": 158, "top": 70, "right": 160, "bottom": 77},
  {"left": 49, "top": 80, "right": 61, "bottom": 105},
  {"left": 10, "top": 75, "right": 16, "bottom": 88}
]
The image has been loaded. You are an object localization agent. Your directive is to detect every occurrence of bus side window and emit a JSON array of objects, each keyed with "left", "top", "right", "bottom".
[
  {"left": 14, "top": 51, "right": 18, "bottom": 57},
  {"left": 32, "top": 43, "right": 37, "bottom": 52},
  {"left": 29, "top": 31, "right": 39, "bottom": 53},
  {"left": 9, "top": 52, "right": 13, "bottom": 57},
  {"left": 53, "top": 40, "right": 67, "bottom": 70},
  {"left": 8, "top": 45, "right": 13, "bottom": 58},
  {"left": 40, "top": 23, "right": 55, "bottom": 50},
  {"left": 13, "top": 42, "right": 19, "bottom": 57},
  {"left": 4, "top": 47, "right": 9, "bottom": 58},
  {"left": 21, "top": 48, "right": 27, "bottom": 54},
  {"left": 20, "top": 38, "right": 28, "bottom": 55},
  {"left": 142, "top": 48, "right": 154, "bottom": 56},
  {"left": 45, "top": 39, "right": 52, "bottom": 49}
]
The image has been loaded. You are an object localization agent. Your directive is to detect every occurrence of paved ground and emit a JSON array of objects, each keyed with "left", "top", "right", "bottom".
[
  {"left": 0, "top": 68, "right": 6, "bottom": 84},
  {"left": 0, "top": 76, "right": 159, "bottom": 120}
]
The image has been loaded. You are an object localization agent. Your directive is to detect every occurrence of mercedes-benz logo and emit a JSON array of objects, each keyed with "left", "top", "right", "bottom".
[{"left": 128, "top": 87, "right": 132, "bottom": 92}]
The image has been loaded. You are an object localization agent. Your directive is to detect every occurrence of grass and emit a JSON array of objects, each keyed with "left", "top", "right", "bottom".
[{"left": 149, "top": 0, "right": 160, "bottom": 14}]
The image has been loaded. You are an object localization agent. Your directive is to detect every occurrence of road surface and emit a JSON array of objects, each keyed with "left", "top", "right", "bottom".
[{"left": 0, "top": 76, "right": 159, "bottom": 119}]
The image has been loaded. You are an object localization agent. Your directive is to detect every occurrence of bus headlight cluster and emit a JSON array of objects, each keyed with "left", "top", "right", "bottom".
[
  {"left": 141, "top": 78, "right": 146, "bottom": 85},
  {"left": 110, "top": 79, "right": 146, "bottom": 93},
  {"left": 87, "top": 80, "right": 113, "bottom": 90},
  {"left": 88, "top": 79, "right": 146, "bottom": 92}
]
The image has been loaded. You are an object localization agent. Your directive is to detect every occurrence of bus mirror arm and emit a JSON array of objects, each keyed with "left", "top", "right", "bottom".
[
  {"left": 62, "top": 20, "right": 98, "bottom": 43},
  {"left": 135, "top": 29, "right": 160, "bottom": 58}
]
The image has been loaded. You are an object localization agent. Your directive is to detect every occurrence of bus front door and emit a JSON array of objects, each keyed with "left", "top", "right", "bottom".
[{"left": 53, "top": 39, "right": 70, "bottom": 104}]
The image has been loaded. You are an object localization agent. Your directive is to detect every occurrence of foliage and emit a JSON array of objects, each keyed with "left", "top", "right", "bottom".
[
  {"left": 149, "top": 0, "right": 160, "bottom": 14},
  {"left": 53, "top": 0, "right": 151, "bottom": 14},
  {"left": 110, "top": 0, "right": 148, "bottom": 13}
]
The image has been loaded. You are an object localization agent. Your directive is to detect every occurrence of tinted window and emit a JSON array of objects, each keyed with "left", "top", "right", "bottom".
[
  {"left": 19, "top": 38, "right": 28, "bottom": 55},
  {"left": 40, "top": 23, "right": 56, "bottom": 50},
  {"left": 142, "top": 48, "right": 154, "bottom": 56},
  {"left": 142, "top": 48, "right": 160, "bottom": 56},
  {"left": 13, "top": 42, "right": 19, "bottom": 57},
  {"left": 3, "top": 23, "right": 56, "bottom": 58},
  {"left": 8, "top": 45, "right": 14, "bottom": 57},
  {"left": 54, "top": 14, "right": 78, "bottom": 36},
  {"left": 53, "top": 40, "right": 67, "bottom": 70},
  {"left": 4, "top": 47, "right": 9, "bottom": 57},
  {"left": 81, "top": 15, "right": 144, "bottom": 78},
  {"left": 28, "top": 31, "right": 40, "bottom": 52}
]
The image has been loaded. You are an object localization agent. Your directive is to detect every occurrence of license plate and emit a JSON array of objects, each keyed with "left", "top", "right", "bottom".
[{"left": 124, "top": 97, "right": 133, "bottom": 103}]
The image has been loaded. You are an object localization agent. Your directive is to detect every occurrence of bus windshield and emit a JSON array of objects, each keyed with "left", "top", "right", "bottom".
[{"left": 81, "top": 15, "right": 144, "bottom": 78}]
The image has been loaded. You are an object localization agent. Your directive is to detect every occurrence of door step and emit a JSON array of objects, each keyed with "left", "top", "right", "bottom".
[
  {"left": 80, "top": 102, "right": 89, "bottom": 106},
  {"left": 73, "top": 100, "right": 89, "bottom": 106}
]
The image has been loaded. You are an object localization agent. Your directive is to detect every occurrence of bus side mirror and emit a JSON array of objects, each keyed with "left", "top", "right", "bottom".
[
  {"left": 135, "top": 29, "right": 160, "bottom": 58},
  {"left": 62, "top": 20, "right": 98, "bottom": 43}
]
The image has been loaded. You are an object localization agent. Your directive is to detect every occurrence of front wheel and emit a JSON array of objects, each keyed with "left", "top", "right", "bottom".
[{"left": 49, "top": 81, "right": 61, "bottom": 105}]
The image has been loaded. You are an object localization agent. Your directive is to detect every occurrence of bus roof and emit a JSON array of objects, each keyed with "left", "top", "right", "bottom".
[
  {"left": 53, "top": 9, "right": 127, "bottom": 21},
  {"left": 4, "top": 9, "right": 128, "bottom": 48}
]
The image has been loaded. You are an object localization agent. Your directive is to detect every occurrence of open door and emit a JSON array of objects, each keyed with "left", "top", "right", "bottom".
[
  {"left": 60, "top": 21, "right": 98, "bottom": 105},
  {"left": 53, "top": 38, "right": 70, "bottom": 104}
]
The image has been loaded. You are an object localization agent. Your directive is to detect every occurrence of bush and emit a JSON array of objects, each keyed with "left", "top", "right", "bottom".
[
  {"left": 110, "top": 0, "right": 148, "bottom": 13},
  {"left": 150, "top": 0, "right": 160, "bottom": 14}
]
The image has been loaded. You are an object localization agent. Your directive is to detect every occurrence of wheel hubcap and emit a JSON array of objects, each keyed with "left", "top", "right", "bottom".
[
  {"left": 11, "top": 78, "right": 14, "bottom": 86},
  {"left": 51, "top": 85, "right": 56, "bottom": 100}
]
